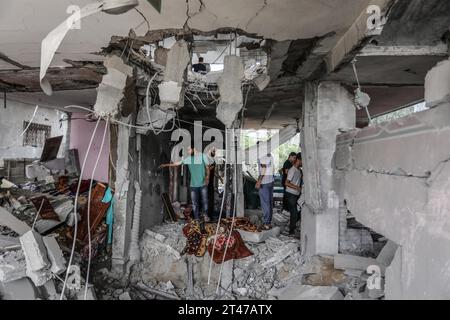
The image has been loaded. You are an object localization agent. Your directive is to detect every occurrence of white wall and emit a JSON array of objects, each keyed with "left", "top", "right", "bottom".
[{"left": 0, "top": 98, "right": 68, "bottom": 167}]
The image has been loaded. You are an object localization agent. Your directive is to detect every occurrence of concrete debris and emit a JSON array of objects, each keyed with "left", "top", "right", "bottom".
[
  {"left": 94, "top": 55, "right": 133, "bottom": 117},
  {"left": 136, "top": 106, "right": 175, "bottom": 133},
  {"left": 269, "top": 284, "right": 344, "bottom": 300},
  {"left": 53, "top": 200, "right": 73, "bottom": 223},
  {"left": 376, "top": 240, "right": 398, "bottom": 266},
  {"left": 20, "top": 230, "right": 50, "bottom": 272},
  {"left": 158, "top": 40, "right": 190, "bottom": 110},
  {"left": 237, "top": 226, "right": 280, "bottom": 243},
  {"left": 0, "top": 206, "right": 31, "bottom": 236},
  {"left": 42, "top": 235, "right": 66, "bottom": 275},
  {"left": 334, "top": 253, "right": 386, "bottom": 275},
  {"left": 0, "top": 250, "right": 27, "bottom": 283},
  {"left": 216, "top": 55, "right": 244, "bottom": 128},
  {"left": 118, "top": 291, "right": 132, "bottom": 300},
  {"left": 0, "top": 177, "right": 17, "bottom": 189},
  {"left": 0, "top": 234, "right": 20, "bottom": 249},
  {"left": 0, "top": 277, "right": 38, "bottom": 300}
]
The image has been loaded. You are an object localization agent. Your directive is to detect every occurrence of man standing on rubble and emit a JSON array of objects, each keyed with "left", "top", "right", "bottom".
[
  {"left": 256, "top": 152, "right": 275, "bottom": 230},
  {"left": 284, "top": 153, "right": 303, "bottom": 235},
  {"left": 160, "top": 145, "right": 211, "bottom": 222}
]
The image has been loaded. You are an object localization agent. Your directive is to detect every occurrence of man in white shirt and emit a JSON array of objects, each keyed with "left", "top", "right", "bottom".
[
  {"left": 284, "top": 153, "right": 303, "bottom": 235},
  {"left": 256, "top": 153, "right": 275, "bottom": 229}
]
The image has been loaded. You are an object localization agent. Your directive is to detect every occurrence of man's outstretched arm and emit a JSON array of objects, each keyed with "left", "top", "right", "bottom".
[{"left": 159, "top": 161, "right": 182, "bottom": 168}]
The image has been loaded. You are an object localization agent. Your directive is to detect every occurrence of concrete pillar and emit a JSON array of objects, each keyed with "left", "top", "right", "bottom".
[
  {"left": 300, "top": 81, "right": 355, "bottom": 256},
  {"left": 112, "top": 116, "right": 133, "bottom": 275}
]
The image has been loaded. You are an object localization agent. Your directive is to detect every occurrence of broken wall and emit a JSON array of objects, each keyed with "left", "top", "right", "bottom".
[
  {"left": 69, "top": 113, "right": 110, "bottom": 183},
  {"left": 334, "top": 68, "right": 450, "bottom": 298},
  {"left": 0, "top": 99, "right": 68, "bottom": 166},
  {"left": 301, "top": 81, "right": 355, "bottom": 256}
]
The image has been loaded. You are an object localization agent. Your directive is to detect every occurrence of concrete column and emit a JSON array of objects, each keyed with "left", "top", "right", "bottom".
[
  {"left": 300, "top": 81, "right": 355, "bottom": 256},
  {"left": 112, "top": 116, "right": 133, "bottom": 275}
]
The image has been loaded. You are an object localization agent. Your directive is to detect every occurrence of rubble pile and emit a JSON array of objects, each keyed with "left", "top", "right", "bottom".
[{"left": 0, "top": 175, "right": 114, "bottom": 300}]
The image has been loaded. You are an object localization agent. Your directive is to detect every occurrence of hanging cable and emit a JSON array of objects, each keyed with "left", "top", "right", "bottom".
[
  {"left": 84, "top": 117, "right": 109, "bottom": 300},
  {"left": 351, "top": 58, "right": 372, "bottom": 123},
  {"left": 207, "top": 130, "right": 228, "bottom": 285},
  {"left": 216, "top": 128, "right": 238, "bottom": 294},
  {"left": 60, "top": 118, "right": 101, "bottom": 300}
]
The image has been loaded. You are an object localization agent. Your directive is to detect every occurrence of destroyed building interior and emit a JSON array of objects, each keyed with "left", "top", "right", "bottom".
[{"left": 1, "top": 0, "right": 450, "bottom": 301}]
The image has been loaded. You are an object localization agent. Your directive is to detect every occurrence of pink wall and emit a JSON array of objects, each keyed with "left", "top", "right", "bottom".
[{"left": 70, "top": 113, "right": 110, "bottom": 183}]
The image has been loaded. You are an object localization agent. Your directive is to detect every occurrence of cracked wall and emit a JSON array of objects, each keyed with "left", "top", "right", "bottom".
[{"left": 333, "top": 59, "right": 450, "bottom": 298}]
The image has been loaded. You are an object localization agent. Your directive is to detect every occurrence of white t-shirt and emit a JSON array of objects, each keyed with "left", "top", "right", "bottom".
[
  {"left": 258, "top": 154, "right": 274, "bottom": 184},
  {"left": 286, "top": 166, "right": 302, "bottom": 196}
]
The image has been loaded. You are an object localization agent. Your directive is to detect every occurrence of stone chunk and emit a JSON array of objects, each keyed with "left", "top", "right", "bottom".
[
  {"left": 20, "top": 230, "right": 49, "bottom": 272},
  {"left": 43, "top": 236, "right": 66, "bottom": 274}
]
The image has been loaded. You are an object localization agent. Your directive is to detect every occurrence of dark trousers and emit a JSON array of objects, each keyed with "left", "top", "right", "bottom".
[
  {"left": 282, "top": 186, "right": 288, "bottom": 211},
  {"left": 259, "top": 182, "right": 274, "bottom": 225},
  {"left": 191, "top": 185, "right": 208, "bottom": 220},
  {"left": 285, "top": 192, "right": 300, "bottom": 233}
]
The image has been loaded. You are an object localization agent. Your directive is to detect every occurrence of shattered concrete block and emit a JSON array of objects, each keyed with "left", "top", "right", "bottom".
[
  {"left": 20, "top": 230, "right": 50, "bottom": 272},
  {"left": 158, "top": 81, "right": 182, "bottom": 109},
  {"left": 43, "top": 236, "right": 66, "bottom": 275},
  {"left": 94, "top": 55, "right": 133, "bottom": 117},
  {"left": 0, "top": 206, "right": 31, "bottom": 235},
  {"left": 0, "top": 277, "right": 38, "bottom": 300},
  {"left": 270, "top": 285, "right": 344, "bottom": 300},
  {"left": 0, "top": 250, "right": 27, "bottom": 283},
  {"left": 237, "top": 227, "right": 281, "bottom": 243},
  {"left": 216, "top": 55, "right": 244, "bottom": 127},
  {"left": 376, "top": 240, "right": 398, "bottom": 266},
  {"left": 334, "top": 254, "right": 386, "bottom": 275},
  {"left": 261, "top": 242, "right": 299, "bottom": 269}
]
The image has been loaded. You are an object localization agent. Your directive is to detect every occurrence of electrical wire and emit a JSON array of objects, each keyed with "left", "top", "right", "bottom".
[
  {"left": 60, "top": 118, "right": 101, "bottom": 300},
  {"left": 216, "top": 128, "right": 238, "bottom": 294},
  {"left": 207, "top": 130, "right": 228, "bottom": 285},
  {"left": 84, "top": 117, "right": 109, "bottom": 300}
]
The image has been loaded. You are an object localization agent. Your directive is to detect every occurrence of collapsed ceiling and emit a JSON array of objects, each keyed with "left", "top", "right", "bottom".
[{"left": 0, "top": 0, "right": 449, "bottom": 128}]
